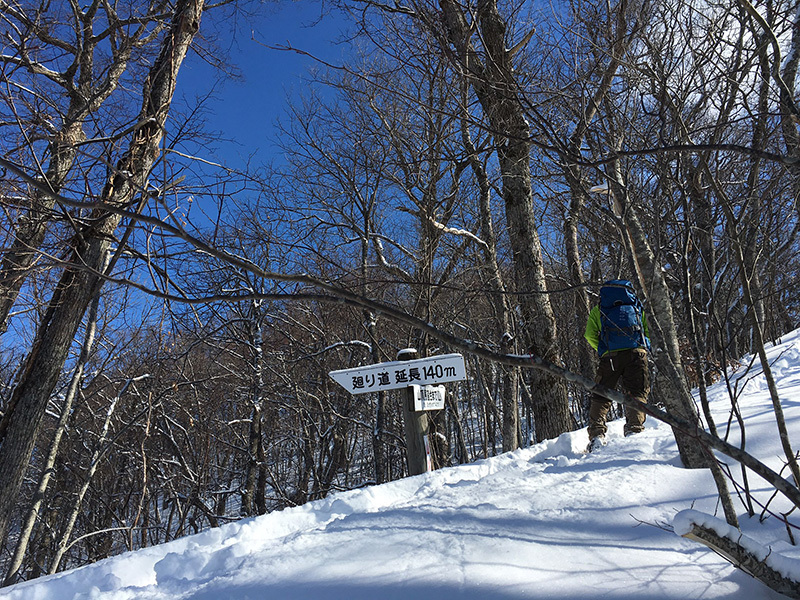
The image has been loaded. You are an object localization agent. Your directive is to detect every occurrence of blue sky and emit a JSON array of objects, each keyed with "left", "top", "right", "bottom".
[{"left": 177, "top": 0, "right": 351, "bottom": 169}]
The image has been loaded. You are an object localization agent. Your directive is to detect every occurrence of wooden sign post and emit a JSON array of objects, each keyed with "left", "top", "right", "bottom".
[
  {"left": 398, "top": 349, "right": 431, "bottom": 475},
  {"left": 329, "top": 350, "right": 466, "bottom": 477}
]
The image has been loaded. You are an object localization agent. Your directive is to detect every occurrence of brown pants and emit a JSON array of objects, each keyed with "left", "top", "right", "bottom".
[{"left": 588, "top": 348, "right": 650, "bottom": 440}]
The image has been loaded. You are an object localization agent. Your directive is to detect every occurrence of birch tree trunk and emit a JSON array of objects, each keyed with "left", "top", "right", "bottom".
[{"left": 0, "top": 0, "right": 204, "bottom": 550}]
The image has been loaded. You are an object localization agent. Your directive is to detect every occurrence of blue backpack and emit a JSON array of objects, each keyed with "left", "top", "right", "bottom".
[{"left": 598, "top": 280, "right": 650, "bottom": 355}]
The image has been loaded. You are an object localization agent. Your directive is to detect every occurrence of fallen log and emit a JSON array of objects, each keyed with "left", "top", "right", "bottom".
[{"left": 675, "top": 510, "right": 800, "bottom": 599}]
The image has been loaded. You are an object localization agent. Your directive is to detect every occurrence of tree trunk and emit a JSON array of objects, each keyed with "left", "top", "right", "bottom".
[
  {"left": 0, "top": 3, "right": 160, "bottom": 334},
  {"left": 3, "top": 292, "right": 100, "bottom": 585},
  {"left": 241, "top": 301, "right": 267, "bottom": 516},
  {"left": 461, "top": 101, "right": 519, "bottom": 451},
  {"left": 0, "top": 0, "right": 204, "bottom": 550},
  {"left": 0, "top": 120, "right": 84, "bottom": 332},
  {"left": 680, "top": 516, "right": 800, "bottom": 599},
  {"left": 563, "top": 169, "right": 595, "bottom": 379},
  {"left": 607, "top": 167, "right": 708, "bottom": 469},
  {"left": 440, "top": 0, "right": 571, "bottom": 441}
]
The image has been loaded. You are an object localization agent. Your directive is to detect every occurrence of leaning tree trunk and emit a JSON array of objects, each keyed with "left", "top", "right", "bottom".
[
  {"left": 0, "top": 0, "right": 204, "bottom": 550},
  {"left": 0, "top": 4, "right": 161, "bottom": 334},
  {"left": 0, "top": 119, "right": 84, "bottom": 333},
  {"left": 607, "top": 166, "right": 708, "bottom": 469},
  {"left": 3, "top": 292, "right": 100, "bottom": 585}
]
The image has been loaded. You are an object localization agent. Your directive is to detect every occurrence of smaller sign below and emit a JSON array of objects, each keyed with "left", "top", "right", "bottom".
[{"left": 413, "top": 384, "right": 445, "bottom": 411}]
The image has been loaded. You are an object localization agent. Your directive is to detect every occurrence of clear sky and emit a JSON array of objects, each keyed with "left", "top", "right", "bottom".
[{"left": 177, "top": 0, "right": 351, "bottom": 170}]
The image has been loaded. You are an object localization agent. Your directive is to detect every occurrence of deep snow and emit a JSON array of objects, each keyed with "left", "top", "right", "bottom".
[{"left": 5, "top": 330, "right": 800, "bottom": 599}]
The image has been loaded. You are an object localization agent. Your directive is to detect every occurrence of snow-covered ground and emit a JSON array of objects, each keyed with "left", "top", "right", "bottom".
[{"left": 6, "top": 330, "right": 800, "bottom": 600}]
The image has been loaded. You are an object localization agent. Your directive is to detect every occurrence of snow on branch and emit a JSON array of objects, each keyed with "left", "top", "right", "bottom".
[
  {"left": 429, "top": 218, "right": 489, "bottom": 249},
  {"left": 675, "top": 510, "right": 800, "bottom": 598},
  {"left": 372, "top": 237, "right": 413, "bottom": 282},
  {"left": 305, "top": 341, "right": 373, "bottom": 360}
]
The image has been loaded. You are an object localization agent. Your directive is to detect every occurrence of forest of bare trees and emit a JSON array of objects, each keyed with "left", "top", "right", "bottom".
[{"left": 0, "top": 0, "right": 799, "bottom": 585}]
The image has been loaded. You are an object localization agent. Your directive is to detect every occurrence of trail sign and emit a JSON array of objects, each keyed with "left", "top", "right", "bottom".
[
  {"left": 329, "top": 353, "right": 466, "bottom": 395},
  {"left": 413, "top": 385, "right": 445, "bottom": 411}
]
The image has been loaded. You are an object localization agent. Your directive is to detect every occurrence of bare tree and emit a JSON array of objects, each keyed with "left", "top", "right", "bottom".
[
  {"left": 0, "top": 0, "right": 205, "bottom": 550},
  {"left": 0, "top": 0, "right": 169, "bottom": 332},
  {"left": 0, "top": 0, "right": 799, "bottom": 584},
  {"left": 442, "top": 0, "right": 572, "bottom": 440},
  {"left": 3, "top": 290, "right": 101, "bottom": 584}
]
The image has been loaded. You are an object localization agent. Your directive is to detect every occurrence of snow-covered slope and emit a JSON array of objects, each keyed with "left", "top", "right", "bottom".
[{"left": 6, "top": 331, "right": 800, "bottom": 599}]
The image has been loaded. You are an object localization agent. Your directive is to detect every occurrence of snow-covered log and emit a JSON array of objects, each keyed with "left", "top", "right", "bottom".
[{"left": 675, "top": 510, "right": 800, "bottom": 599}]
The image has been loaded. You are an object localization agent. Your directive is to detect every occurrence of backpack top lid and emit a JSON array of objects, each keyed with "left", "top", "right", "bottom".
[
  {"left": 599, "top": 279, "right": 639, "bottom": 308},
  {"left": 604, "top": 279, "right": 633, "bottom": 288}
]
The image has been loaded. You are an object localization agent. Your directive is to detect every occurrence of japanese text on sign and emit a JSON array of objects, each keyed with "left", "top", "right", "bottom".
[
  {"left": 328, "top": 354, "right": 466, "bottom": 395},
  {"left": 413, "top": 385, "right": 446, "bottom": 411}
]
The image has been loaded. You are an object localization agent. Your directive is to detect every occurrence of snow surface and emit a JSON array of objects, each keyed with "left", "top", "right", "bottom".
[{"left": 6, "top": 330, "right": 800, "bottom": 599}]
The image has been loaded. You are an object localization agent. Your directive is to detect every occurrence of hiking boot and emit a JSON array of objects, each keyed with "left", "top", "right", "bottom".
[
  {"left": 624, "top": 426, "right": 643, "bottom": 437},
  {"left": 587, "top": 435, "right": 607, "bottom": 453}
]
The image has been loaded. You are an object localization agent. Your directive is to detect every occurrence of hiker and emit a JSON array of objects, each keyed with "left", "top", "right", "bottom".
[{"left": 584, "top": 279, "right": 651, "bottom": 452}]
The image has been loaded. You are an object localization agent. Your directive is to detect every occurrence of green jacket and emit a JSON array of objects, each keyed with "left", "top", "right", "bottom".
[{"left": 584, "top": 305, "right": 650, "bottom": 357}]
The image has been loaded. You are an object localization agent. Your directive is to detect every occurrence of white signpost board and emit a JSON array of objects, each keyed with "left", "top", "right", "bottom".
[
  {"left": 329, "top": 353, "right": 466, "bottom": 396},
  {"left": 413, "top": 384, "right": 445, "bottom": 411}
]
